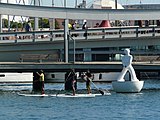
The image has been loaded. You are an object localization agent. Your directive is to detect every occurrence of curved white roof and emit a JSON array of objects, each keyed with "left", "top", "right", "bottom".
[{"left": 93, "top": 0, "right": 124, "bottom": 9}]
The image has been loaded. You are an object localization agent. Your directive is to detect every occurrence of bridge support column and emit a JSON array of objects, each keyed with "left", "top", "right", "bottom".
[
  {"left": 0, "top": 0, "right": 2, "bottom": 36},
  {"left": 0, "top": 14, "right": 2, "bottom": 35},
  {"left": 49, "top": 0, "right": 55, "bottom": 30},
  {"left": 34, "top": 0, "right": 39, "bottom": 31},
  {"left": 64, "top": 19, "right": 69, "bottom": 63}
]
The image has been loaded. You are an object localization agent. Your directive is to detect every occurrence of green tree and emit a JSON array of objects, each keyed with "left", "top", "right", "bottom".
[
  {"left": 39, "top": 18, "right": 49, "bottom": 28},
  {"left": 2, "top": 19, "right": 8, "bottom": 28},
  {"left": 55, "top": 19, "right": 60, "bottom": 29}
]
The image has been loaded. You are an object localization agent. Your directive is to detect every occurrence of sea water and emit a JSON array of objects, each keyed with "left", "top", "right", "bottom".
[{"left": 0, "top": 80, "right": 160, "bottom": 120}]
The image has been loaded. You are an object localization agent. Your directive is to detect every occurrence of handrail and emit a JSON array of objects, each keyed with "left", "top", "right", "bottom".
[{"left": 0, "top": 26, "right": 160, "bottom": 44}]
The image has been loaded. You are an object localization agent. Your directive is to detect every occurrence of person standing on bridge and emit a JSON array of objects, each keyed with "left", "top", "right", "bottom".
[
  {"left": 36, "top": 70, "right": 45, "bottom": 95},
  {"left": 25, "top": 21, "right": 32, "bottom": 32},
  {"left": 82, "top": 20, "right": 87, "bottom": 29},
  {"left": 82, "top": 20, "right": 87, "bottom": 37},
  {"left": 24, "top": 20, "right": 32, "bottom": 39},
  {"left": 71, "top": 21, "right": 78, "bottom": 37}
]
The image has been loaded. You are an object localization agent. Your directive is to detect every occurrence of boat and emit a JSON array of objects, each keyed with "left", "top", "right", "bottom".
[
  {"left": 0, "top": 72, "right": 33, "bottom": 84},
  {"left": 92, "top": 72, "right": 129, "bottom": 82},
  {"left": 45, "top": 72, "right": 129, "bottom": 83},
  {"left": 45, "top": 72, "right": 66, "bottom": 83},
  {"left": 112, "top": 81, "right": 144, "bottom": 93}
]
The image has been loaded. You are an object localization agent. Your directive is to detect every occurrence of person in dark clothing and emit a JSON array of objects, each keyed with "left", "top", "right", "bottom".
[
  {"left": 65, "top": 69, "right": 77, "bottom": 95},
  {"left": 25, "top": 21, "right": 31, "bottom": 32},
  {"left": 82, "top": 20, "right": 87, "bottom": 29},
  {"left": 82, "top": 20, "right": 87, "bottom": 37},
  {"left": 71, "top": 21, "right": 78, "bottom": 37}
]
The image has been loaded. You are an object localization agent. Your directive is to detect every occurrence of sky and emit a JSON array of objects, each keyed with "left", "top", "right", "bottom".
[{"left": 42, "top": 0, "right": 160, "bottom": 7}]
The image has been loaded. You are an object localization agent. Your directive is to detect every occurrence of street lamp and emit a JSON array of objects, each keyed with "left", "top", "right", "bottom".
[
  {"left": 75, "top": 0, "right": 77, "bottom": 8},
  {"left": 52, "top": 0, "right": 54, "bottom": 6},
  {"left": 68, "top": 34, "right": 76, "bottom": 63},
  {"left": 64, "top": 0, "right": 66, "bottom": 7},
  {"left": 115, "top": 0, "right": 118, "bottom": 26}
]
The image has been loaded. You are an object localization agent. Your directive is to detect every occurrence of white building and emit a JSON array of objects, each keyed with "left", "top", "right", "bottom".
[
  {"left": 87, "top": 0, "right": 124, "bottom": 27},
  {"left": 91, "top": 0, "right": 124, "bottom": 9}
]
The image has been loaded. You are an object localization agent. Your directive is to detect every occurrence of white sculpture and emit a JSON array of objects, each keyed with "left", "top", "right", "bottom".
[
  {"left": 112, "top": 48, "right": 144, "bottom": 93},
  {"left": 117, "top": 48, "right": 139, "bottom": 81}
]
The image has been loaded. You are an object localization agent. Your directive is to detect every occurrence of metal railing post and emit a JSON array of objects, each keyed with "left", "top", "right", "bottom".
[
  {"left": 152, "top": 27, "right": 155, "bottom": 37},
  {"left": 119, "top": 28, "right": 122, "bottom": 38},
  {"left": 32, "top": 32, "right": 35, "bottom": 42},
  {"left": 15, "top": 33, "right": 17, "bottom": 43},
  {"left": 102, "top": 29, "right": 105, "bottom": 39},
  {"left": 50, "top": 31, "right": 53, "bottom": 41},
  {"left": 136, "top": 27, "right": 139, "bottom": 37},
  {"left": 84, "top": 29, "right": 87, "bottom": 40}
]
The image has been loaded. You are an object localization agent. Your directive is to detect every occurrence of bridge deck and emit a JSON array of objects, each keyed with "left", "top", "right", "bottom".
[
  {"left": 0, "top": 3, "right": 160, "bottom": 20},
  {"left": 0, "top": 62, "right": 160, "bottom": 72}
]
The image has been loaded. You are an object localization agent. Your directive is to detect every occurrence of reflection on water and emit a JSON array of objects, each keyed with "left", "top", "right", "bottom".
[
  {"left": 0, "top": 79, "right": 160, "bottom": 92},
  {"left": 0, "top": 80, "right": 160, "bottom": 120},
  {"left": 143, "top": 79, "right": 160, "bottom": 90},
  {"left": 0, "top": 83, "right": 32, "bottom": 91}
]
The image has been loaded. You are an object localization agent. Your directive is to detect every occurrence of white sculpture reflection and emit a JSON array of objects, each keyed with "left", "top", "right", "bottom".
[{"left": 117, "top": 48, "right": 138, "bottom": 81}]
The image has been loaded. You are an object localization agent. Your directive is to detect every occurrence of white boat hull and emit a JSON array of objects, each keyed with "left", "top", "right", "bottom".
[
  {"left": 0, "top": 72, "right": 33, "bottom": 83},
  {"left": 93, "top": 72, "right": 129, "bottom": 82},
  {"left": 45, "top": 72, "right": 129, "bottom": 83},
  {"left": 45, "top": 72, "right": 66, "bottom": 83},
  {"left": 112, "top": 81, "right": 144, "bottom": 93}
]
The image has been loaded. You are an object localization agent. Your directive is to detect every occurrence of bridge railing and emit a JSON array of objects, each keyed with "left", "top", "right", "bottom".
[
  {"left": 0, "top": 26, "right": 160, "bottom": 43},
  {"left": 70, "top": 26, "right": 160, "bottom": 39}
]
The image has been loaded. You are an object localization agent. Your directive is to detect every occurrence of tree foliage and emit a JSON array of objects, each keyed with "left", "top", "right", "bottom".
[{"left": 2, "top": 18, "right": 60, "bottom": 30}]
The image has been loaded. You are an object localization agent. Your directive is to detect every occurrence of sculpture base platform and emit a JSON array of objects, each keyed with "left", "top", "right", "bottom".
[{"left": 112, "top": 81, "right": 144, "bottom": 93}]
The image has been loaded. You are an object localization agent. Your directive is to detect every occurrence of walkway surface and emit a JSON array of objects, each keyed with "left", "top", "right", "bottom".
[{"left": 0, "top": 61, "right": 160, "bottom": 72}]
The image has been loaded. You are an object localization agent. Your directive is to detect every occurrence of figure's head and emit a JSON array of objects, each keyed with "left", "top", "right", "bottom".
[
  {"left": 124, "top": 48, "right": 130, "bottom": 55},
  {"left": 83, "top": 20, "right": 87, "bottom": 23}
]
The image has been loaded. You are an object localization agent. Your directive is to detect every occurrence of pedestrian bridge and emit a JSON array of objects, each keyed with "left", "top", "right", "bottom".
[
  {"left": 0, "top": 26, "right": 160, "bottom": 48},
  {"left": 0, "top": 3, "right": 160, "bottom": 63},
  {"left": 0, "top": 3, "right": 160, "bottom": 49},
  {"left": 0, "top": 3, "right": 160, "bottom": 20}
]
